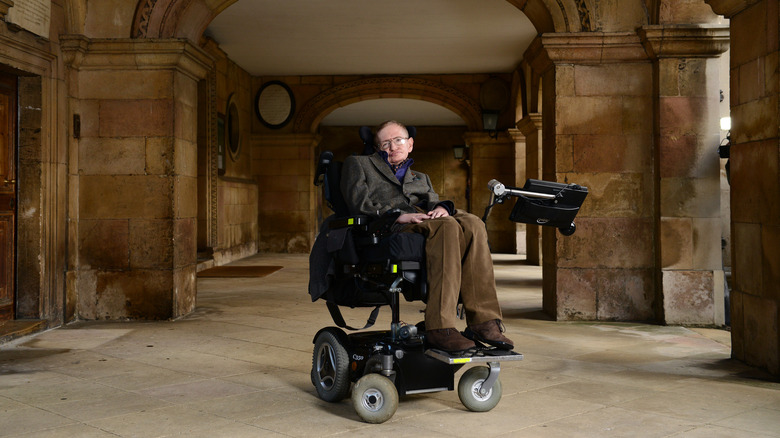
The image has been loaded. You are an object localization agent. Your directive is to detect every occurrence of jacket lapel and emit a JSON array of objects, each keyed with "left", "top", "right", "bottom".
[{"left": 368, "top": 153, "right": 401, "bottom": 186}]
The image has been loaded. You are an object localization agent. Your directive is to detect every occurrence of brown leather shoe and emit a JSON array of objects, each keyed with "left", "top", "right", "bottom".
[
  {"left": 464, "top": 319, "right": 514, "bottom": 350},
  {"left": 425, "top": 328, "right": 476, "bottom": 353}
]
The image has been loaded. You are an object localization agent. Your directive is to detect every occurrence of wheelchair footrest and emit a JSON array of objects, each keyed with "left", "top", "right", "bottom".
[{"left": 425, "top": 348, "right": 523, "bottom": 365}]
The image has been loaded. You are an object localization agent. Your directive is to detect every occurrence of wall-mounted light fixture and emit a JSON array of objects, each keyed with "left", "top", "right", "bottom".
[
  {"left": 719, "top": 116, "right": 731, "bottom": 157},
  {"left": 719, "top": 116, "right": 731, "bottom": 184},
  {"left": 720, "top": 116, "right": 731, "bottom": 131},
  {"left": 481, "top": 110, "right": 500, "bottom": 138},
  {"left": 480, "top": 77, "right": 509, "bottom": 140},
  {"left": 453, "top": 144, "right": 470, "bottom": 166}
]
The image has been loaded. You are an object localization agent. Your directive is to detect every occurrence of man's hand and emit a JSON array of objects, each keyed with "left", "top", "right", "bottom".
[
  {"left": 396, "top": 207, "right": 450, "bottom": 224},
  {"left": 396, "top": 213, "right": 430, "bottom": 224},
  {"left": 427, "top": 206, "right": 450, "bottom": 219}
]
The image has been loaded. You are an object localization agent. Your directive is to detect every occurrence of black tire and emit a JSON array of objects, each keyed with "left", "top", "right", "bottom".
[
  {"left": 458, "top": 366, "right": 502, "bottom": 412},
  {"left": 352, "top": 373, "right": 399, "bottom": 424},
  {"left": 311, "top": 330, "right": 351, "bottom": 402},
  {"left": 559, "top": 222, "right": 576, "bottom": 236}
]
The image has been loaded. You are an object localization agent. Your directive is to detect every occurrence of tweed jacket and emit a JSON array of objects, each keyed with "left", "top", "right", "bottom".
[{"left": 341, "top": 152, "right": 442, "bottom": 218}]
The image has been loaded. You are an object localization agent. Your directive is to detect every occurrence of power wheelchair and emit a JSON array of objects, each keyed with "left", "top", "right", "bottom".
[{"left": 308, "top": 127, "right": 588, "bottom": 423}]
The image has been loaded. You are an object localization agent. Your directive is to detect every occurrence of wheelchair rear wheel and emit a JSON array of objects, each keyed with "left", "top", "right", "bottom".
[
  {"left": 312, "top": 330, "right": 351, "bottom": 402},
  {"left": 352, "top": 373, "right": 398, "bottom": 424},
  {"left": 458, "top": 366, "right": 502, "bottom": 412}
]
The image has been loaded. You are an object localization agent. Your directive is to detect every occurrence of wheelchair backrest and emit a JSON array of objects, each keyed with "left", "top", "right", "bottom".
[{"left": 315, "top": 152, "right": 350, "bottom": 217}]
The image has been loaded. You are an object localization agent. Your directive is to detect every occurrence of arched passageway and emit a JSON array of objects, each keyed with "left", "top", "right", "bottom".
[{"left": 3, "top": 0, "right": 774, "bottom": 377}]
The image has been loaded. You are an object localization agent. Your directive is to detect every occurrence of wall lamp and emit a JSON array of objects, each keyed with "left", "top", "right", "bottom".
[
  {"left": 453, "top": 144, "right": 470, "bottom": 166},
  {"left": 480, "top": 77, "right": 509, "bottom": 140},
  {"left": 482, "top": 110, "right": 500, "bottom": 139},
  {"left": 719, "top": 116, "right": 731, "bottom": 158},
  {"left": 719, "top": 116, "right": 731, "bottom": 184}
]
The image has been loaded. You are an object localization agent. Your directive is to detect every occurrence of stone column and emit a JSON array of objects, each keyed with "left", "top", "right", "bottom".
[
  {"left": 707, "top": 0, "right": 780, "bottom": 376},
  {"left": 252, "top": 133, "right": 320, "bottom": 253},
  {"left": 61, "top": 36, "right": 212, "bottom": 320},
  {"left": 465, "top": 131, "right": 517, "bottom": 253},
  {"left": 509, "top": 128, "right": 527, "bottom": 255},
  {"left": 528, "top": 33, "right": 658, "bottom": 321},
  {"left": 526, "top": 27, "right": 730, "bottom": 323},
  {"left": 640, "top": 25, "right": 730, "bottom": 325},
  {"left": 517, "top": 113, "right": 542, "bottom": 264}
]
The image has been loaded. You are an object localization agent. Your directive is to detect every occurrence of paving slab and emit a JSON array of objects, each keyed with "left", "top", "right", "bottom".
[{"left": 0, "top": 253, "right": 777, "bottom": 437}]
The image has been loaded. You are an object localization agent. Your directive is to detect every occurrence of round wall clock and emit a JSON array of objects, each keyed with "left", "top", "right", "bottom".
[
  {"left": 255, "top": 80, "right": 295, "bottom": 129},
  {"left": 226, "top": 93, "right": 241, "bottom": 160}
]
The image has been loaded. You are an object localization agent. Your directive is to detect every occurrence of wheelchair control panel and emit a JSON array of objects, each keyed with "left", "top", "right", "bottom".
[{"left": 483, "top": 178, "right": 588, "bottom": 236}]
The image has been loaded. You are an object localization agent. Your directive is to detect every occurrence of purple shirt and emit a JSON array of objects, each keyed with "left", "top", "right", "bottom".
[{"left": 378, "top": 151, "right": 414, "bottom": 182}]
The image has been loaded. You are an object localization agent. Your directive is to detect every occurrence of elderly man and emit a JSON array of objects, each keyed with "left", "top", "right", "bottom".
[{"left": 340, "top": 120, "right": 514, "bottom": 353}]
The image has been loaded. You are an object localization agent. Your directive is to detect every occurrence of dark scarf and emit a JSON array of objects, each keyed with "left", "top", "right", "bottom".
[{"left": 378, "top": 151, "right": 414, "bottom": 182}]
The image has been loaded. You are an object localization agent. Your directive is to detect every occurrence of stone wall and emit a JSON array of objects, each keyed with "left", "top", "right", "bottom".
[
  {"left": 711, "top": 0, "right": 780, "bottom": 375},
  {"left": 203, "top": 41, "right": 259, "bottom": 263}
]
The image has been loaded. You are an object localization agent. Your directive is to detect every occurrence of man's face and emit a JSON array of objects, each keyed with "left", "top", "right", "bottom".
[{"left": 376, "top": 123, "right": 413, "bottom": 165}]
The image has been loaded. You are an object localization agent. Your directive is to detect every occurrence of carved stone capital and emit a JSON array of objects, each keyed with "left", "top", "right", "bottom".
[
  {"left": 59, "top": 36, "right": 213, "bottom": 80},
  {"left": 516, "top": 113, "right": 543, "bottom": 136},
  {"left": 638, "top": 25, "right": 730, "bottom": 59},
  {"left": 705, "top": 0, "right": 761, "bottom": 18},
  {"left": 525, "top": 32, "right": 649, "bottom": 73},
  {"left": 0, "top": 0, "right": 13, "bottom": 20}
]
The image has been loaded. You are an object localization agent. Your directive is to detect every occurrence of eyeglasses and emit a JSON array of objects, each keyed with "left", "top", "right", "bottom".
[{"left": 378, "top": 137, "right": 409, "bottom": 150}]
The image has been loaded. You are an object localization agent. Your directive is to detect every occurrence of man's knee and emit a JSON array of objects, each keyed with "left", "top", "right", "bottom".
[{"left": 455, "top": 211, "right": 487, "bottom": 234}]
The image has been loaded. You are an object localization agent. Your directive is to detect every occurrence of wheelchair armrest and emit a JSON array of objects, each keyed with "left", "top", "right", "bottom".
[
  {"left": 328, "top": 210, "right": 401, "bottom": 249},
  {"left": 329, "top": 215, "right": 369, "bottom": 229},
  {"left": 367, "top": 209, "right": 402, "bottom": 234}
]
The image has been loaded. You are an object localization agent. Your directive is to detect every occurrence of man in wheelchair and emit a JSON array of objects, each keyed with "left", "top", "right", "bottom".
[{"left": 340, "top": 120, "right": 514, "bottom": 353}]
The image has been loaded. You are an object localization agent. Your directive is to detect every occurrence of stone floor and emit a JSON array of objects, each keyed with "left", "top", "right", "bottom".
[{"left": 1, "top": 253, "right": 778, "bottom": 437}]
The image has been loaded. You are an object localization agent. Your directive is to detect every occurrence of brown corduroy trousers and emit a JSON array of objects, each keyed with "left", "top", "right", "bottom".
[{"left": 403, "top": 210, "right": 503, "bottom": 330}]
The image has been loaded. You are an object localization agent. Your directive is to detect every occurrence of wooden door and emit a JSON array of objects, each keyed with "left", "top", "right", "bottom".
[{"left": 0, "top": 73, "right": 16, "bottom": 321}]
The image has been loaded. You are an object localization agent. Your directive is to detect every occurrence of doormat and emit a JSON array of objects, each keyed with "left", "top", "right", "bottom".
[{"left": 197, "top": 265, "right": 283, "bottom": 278}]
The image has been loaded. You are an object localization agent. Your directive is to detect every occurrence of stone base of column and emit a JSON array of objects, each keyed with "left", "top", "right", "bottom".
[{"left": 661, "top": 269, "right": 725, "bottom": 326}]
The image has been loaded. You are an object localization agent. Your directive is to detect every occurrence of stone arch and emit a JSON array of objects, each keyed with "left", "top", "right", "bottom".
[
  {"left": 131, "top": 0, "right": 217, "bottom": 40},
  {"left": 505, "top": 0, "right": 592, "bottom": 32},
  {"left": 131, "top": 0, "right": 592, "bottom": 42},
  {"left": 293, "top": 76, "right": 483, "bottom": 133}
]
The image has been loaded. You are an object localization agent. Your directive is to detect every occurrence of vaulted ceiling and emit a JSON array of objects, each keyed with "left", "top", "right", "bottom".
[{"left": 204, "top": 0, "right": 537, "bottom": 126}]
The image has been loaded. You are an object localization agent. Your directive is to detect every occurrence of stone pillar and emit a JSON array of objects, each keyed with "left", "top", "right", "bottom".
[
  {"left": 640, "top": 25, "right": 730, "bottom": 325},
  {"left": 61, "top": 37, "right": 212, "bottom": 320},
  {"left": 527, "top": 27, "right": 730, "bottom": 323},
  {"left": 707, "top": 0, "right": 780, "bottom": 376},
  {"left": 510, "top": 128, "right": 527, "bottom": 255},
  {"left": 252, "top": 133, "right": 319, "bottom": 253},
  {"left": 465, "top": 131, "right": 517, "bottom": 253},
  {"left": 529, "top": 33, "right": 658, "bottom": 321},
  {"left": 517, "top": 113, "right": 542, "bottom": 264}
]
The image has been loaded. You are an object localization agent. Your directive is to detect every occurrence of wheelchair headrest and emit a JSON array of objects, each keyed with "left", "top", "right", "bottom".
[
  {"left": 314, "top": 150, "right": 333, "bottom": 186},
  {"left": 359, "top": 125, "right": 416, "bottom": 155}
]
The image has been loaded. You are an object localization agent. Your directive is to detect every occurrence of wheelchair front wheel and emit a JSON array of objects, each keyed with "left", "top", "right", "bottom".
[
  {"left": 352, "top": 373, "right": 398, "bottom": 424},
  {"left": 312, "top": 330, "right": 351, "bottom": 402},
  {"left": 458, "top": 366, "right": 502, "bottom": 412}
]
